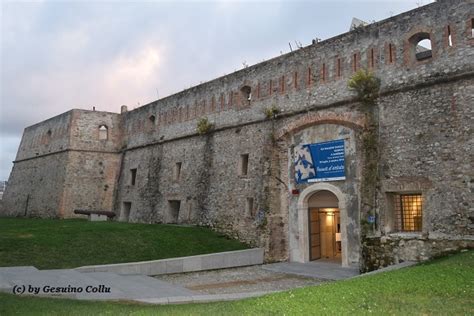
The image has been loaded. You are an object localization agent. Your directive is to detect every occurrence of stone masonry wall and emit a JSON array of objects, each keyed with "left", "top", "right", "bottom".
[
  {"left": 1, "top": 111, "right": 72, "bottom": 217},
  {"left": 2, "top": 0, "right": 473, "bottom": 266},
  {"left": 1, "top": 109, "right": 122, "bottom": 218},
  {"left": 360, "top": 76, "right": 474, "bottom": 271}
]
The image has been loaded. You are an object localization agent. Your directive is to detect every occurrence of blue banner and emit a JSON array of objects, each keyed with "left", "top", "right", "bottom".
[{"left": 294, "top": 139, "right": 346, "bottom": 183}]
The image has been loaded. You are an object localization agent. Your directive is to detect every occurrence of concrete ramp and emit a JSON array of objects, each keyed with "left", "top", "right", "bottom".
[{"left": 0, "top": 267, "right": 196, "bottom": 300}]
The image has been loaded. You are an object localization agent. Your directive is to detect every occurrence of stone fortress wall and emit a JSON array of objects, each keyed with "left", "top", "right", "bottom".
[{"left": 2, "top": 0, "right": 473, "bottom": 270}]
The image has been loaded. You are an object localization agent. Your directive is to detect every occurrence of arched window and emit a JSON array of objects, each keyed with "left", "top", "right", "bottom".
[
  {"left": 149, "top": 115, "right": 156, "bottom": 124},
  {"left": 409, "top": 33, "right": 433, "bottom": 61},
  {"left": 240, "top": 86, "right": 252, "bottom": 104},
  {"left": 45, "top": 129, "right": 52, "bottom": 145},
  {"left": 99, "top": 125, "right": 108, "bottom": 140}
]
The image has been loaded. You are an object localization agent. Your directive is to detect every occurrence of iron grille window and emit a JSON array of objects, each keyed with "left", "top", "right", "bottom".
[{"left": 394, "top": 194, "right": 423, "bottom": 232}]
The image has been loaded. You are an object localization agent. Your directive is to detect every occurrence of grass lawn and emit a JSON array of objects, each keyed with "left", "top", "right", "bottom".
[
  {"left": 0, "top": 250, "right": 472, "bottom": 315},
  {"left": 0, "top": 217, "right": 248, "bottom": 269}
]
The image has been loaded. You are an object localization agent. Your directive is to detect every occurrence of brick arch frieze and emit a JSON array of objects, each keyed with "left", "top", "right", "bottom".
[{"left": 275, "top": 111, "right": 367, "bottom": 140}]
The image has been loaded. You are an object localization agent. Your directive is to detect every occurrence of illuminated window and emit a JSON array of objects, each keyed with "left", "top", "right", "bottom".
[{"left": 394, "top": 194, "right": 423, "bottom": 232}]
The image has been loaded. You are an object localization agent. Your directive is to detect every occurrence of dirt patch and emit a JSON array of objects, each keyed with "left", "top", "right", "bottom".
[{"left": 155, "top": 265, "right": 327, "bottom": 294}]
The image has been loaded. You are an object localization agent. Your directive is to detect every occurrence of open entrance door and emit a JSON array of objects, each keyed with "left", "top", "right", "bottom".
[
  {"left": 309, "top": 207, "right": 341, "bottom": 261},
  {"left": 309, "top": 208, "right": 321, "bottom": 260}
]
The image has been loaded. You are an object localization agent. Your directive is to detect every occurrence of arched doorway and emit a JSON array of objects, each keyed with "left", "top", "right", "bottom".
[
  {"left": 293, "top": 183, "right": 350, "bottom": 267},
  {"left": 308, "top": 190, "right": 341, "bottom": 262}
]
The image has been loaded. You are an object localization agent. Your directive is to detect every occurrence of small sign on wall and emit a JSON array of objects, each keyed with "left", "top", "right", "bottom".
[{"left": 294, "top": 139, "right": 346, "bottom": 183}]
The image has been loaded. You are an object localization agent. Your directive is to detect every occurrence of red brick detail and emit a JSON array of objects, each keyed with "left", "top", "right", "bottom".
[
  {"left": 403, "top": 27, "right": 435, "bottom": 68},
  {"left": 280, "top": 75, "right": 285, "bottom": 94},
  {"left": 211, "top": 96, "right": 216, "bottom": 113},
  {"left": 229, "top": 91, "right": 233, "bottom": 109},
  {"left": 193, "top": 102, "right": 198, "bottom": 119},
  {"left": 275, "top": 112, "right": 366, "bottom": 140},
  {"left": 320, "top": 63, "right": 327, "bottom": 83},
  {"left": 444, "top": 25, "right": 456, "bottom": 48},
  {"left": 467, "top": 17, "right": 474, "bottom": 46},
  {"left": 335, "top": 56, "right": 342, "bottom": 80},
  {"left": 351, "top": 51, "right": 360, "bottom": 73},
  {"left": 219, "top": 93, "right": 225, "bottom": 111},
  {"left": 269, "top": 80, "right": 273, "bottom": 96},
  {"left": 367, "top": 47, "right": 378, "bottom": 70},
  {"left": 236, "top": 92, "right": 242, "bottom": 109},
  {"left": 293, "top": 71, "right": 298, "bottom": 90},
  {"left": 385, "top": 42, "right": 396, "bottom": 65},
  {"left": 306, "top": 67, "right": 312, "bottom": 88}
]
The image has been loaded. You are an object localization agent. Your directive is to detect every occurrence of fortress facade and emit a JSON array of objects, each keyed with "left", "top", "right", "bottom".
[{"left": 2, "top": 0, "right": 473, "bottom": 270}]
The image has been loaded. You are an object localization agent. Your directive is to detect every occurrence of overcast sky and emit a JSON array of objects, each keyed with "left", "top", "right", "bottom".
[{"left": 0, "top": 0, "right": 434, "bottom": 180}]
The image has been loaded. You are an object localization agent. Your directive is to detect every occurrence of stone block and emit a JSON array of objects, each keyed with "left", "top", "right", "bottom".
[
  {"left": 182, "top": 256, "right": 202, "bottom": 272},
  {"left": 89, "top": 214, "right": 108, "bottom": 221},
  {"left": 165, "top": 259, "right": 183, "bottom": 274}
]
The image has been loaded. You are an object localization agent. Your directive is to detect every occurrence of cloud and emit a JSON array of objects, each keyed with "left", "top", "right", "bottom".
[{"left": 0, "top": 0, "right": 425, "bottom": 179}]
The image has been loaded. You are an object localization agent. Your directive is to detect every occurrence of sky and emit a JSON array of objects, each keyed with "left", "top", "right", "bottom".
[{"left": 0, "top": 0, "right": 434, "bottom": 180}]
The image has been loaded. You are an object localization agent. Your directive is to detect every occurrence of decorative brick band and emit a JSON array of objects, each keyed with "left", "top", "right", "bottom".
[{"left": 275, "top": 111, "right": 366, "bottom": 140}]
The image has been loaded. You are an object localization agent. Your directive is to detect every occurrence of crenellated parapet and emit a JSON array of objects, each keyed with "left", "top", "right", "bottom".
[{"left": 121, "top": 0, "right": 473, "bottom": 149}]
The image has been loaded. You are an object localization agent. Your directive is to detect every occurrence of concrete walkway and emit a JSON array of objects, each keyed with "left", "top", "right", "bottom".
[
  {"left": 262, "top": 260, "right": 360, "bottom": 280},
  {"left": 0, "top": 266, "right": 196, "bottom": 300},
  {"left": 5, "top": 259, "right": 410, "bottom": 304}
]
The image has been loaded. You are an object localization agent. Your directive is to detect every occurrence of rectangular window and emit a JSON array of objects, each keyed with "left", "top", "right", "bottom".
[
  {"left": 352, "top": 53, "right": 358, "bottom": 72},
  {"left": 240, "top": 154, "right": 249, "bottom": 176},
  {"left": 471, "top": 18, "right": 474, "bottom": 37},
  {"left": 130, "top": 168, "right": 137, "bottom": 186},
  {"left": 307, "top": 67, "right": 312, "bottom": 87},
  {"left": 246, "top": 197, "right": 254, "bottom": 217},
  {"left": 336, "top": 58, "right": 342, "bottom": 78},
  {"left": 174, "top": 162, "right": 182, "bottom": 181},
  {"left": 321, "top": 63, "right": 326, "bottom": 82},
  {"left": 447, "top": 25, "right": 453, "bottom": 47},
  {"left": 394, "top": 194, "right": 423, "bottom": 232}
]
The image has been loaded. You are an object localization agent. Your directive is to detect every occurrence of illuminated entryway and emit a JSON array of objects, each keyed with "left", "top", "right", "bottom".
[
  {"left": 308, "top": 190, "right": 341, "bottom": 262},
  {"left": 293, "top": 182, "right": 351, "bottom": 267}
]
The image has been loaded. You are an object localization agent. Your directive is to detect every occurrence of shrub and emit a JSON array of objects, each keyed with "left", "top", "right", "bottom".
[
  {"left": 196, "top": 117, "right": 214, "bottom": 135},
  {"left": 348, "top": 69, "right": 381, "bottom": 105},
  {"left": 264, "top": 104, "right": 280, "bottom": 119}
]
